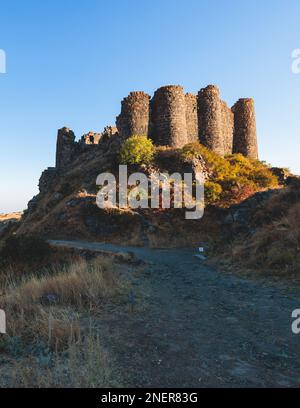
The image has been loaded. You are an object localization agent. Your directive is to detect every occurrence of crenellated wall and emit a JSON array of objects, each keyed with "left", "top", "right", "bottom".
[
  {"left": 232, "top": 98, "right": 258, "bottom": 160},
  {"left": 116, "top": 91, "right": 150, "bottom": 139},
  {"left": 151, "top": 85, "right": 189, "bottom": 147}
]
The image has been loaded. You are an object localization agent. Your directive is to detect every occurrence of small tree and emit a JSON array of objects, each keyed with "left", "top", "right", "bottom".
[{"left": 119, "top": 135, "right": 155, "bottom": 165}]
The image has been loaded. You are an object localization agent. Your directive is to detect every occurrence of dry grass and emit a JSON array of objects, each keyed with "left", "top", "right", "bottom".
[
  {"left": 6, "top": 258, "right": 121, "bottom": 308},
  {"left": 0, "top": 212, "right": 22, "bottom": 222},
  {"left": 221, "top": 187, "right": 300, "bottom": 276},
  {"left": 0, "top": 257, "right": 127, "bottom": 387},
  {"left": 0, "top": 331, "right": 121, "bottom": 388},
  {"left": 0, "top": 258, "right": 126, "bottom": 349}
]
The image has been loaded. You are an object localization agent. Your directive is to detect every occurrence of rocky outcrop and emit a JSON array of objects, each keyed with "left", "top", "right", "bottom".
[
  {"left": 222, "top": 189, "right": 278, "bottom": 234},
  {"left": 39, "top": 167, "right": 58, "bottom": 193},
  {"left": 270, "top": 167, "right": 291, "bottom": 185}
]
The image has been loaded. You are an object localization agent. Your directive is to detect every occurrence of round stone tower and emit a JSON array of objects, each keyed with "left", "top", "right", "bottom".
[
  {"left": 116, "top": 91, "right": 150, "bottom": 139},
  {"left": 197, "top": 85, "right": 224, "bottom": 156},
  {"left": 185, "top": 93, "right": 199, "bottom": 143},
  {"left": 232, "top": 98, "right": 258, "bottom": 159},
  {"left": 151, "top": 85, "right": 188, "bottom": 147}
]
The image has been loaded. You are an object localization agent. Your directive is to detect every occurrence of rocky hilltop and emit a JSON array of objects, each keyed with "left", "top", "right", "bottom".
[{"left": 8, "top": 83, "right": 297, "bottom": 254}]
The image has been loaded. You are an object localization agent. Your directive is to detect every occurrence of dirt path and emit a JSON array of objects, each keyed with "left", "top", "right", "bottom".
[{"left": 51, "top": 240, "right": 300, "bottom": 387}]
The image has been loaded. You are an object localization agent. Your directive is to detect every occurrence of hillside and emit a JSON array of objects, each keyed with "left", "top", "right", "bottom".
[
  {"left": 0, "top": 212, "right": 22, "bottom": 235},
  {"left": 11, "top": 129, "right": 281, "bottom": 252},
  {"left": 0, "top": 213, "right": 22, "bottom": 222},
  {"left": 4, "top": 83, "right": 299, "bottom": 275},
  {"left": 212, "top": 178, "right": 300, "bottom": 276}
]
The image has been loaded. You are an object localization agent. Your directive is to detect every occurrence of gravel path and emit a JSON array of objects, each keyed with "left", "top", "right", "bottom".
[{"left": 51, "top": 240, "right": 300, "bottom": 387}]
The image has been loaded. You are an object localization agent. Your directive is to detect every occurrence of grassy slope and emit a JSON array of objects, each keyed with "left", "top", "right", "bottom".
[
  {"left": 13, "top": 141, "right": 279, "bottom": 249},
  {"left": 211, "top": 184, "right": 300, "bottom": 277},
  {"left": 0, "top": 255, "right": 131, "bottom": 387}
]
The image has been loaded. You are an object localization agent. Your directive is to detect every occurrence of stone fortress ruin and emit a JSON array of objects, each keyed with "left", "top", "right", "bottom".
[{"left": 54, "top": 84, "right": 258, "bottom": 173}]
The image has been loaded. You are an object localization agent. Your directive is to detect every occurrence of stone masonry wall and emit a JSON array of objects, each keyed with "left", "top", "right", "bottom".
[
  {"left": 221, "top": 101, "right": 234, "bottom": 155},
  {"left": 54, "top": 85, "right": 259, "bottom": 170},
  {"left": 151, "top": 85, "right": 188, "bottom": 147},
  {"left": 185, "top": 93, "right": 199, "bottom": 143},
  {"left": 116, "top": 91, "right": 150, "bottom": 139},
  {"left": 232, "top": 98, "right": 258, "bottom": 159},
  {"left": 56, "top": 127, "right": 76, "bottom": 169},
  {"left": 198, "top": 85, "right": 224, "bottom": 156},
  {"left": 80, "top": 131, "right": 102, "bottom": 145}
]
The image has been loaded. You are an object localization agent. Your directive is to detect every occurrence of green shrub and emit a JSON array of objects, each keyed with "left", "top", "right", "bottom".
[
  {"left": 248, "top": 165, "right": 278, "bottom": 188},
  {"left": 226, "top": 154, "right": 278, "bottom": 188},
  {"left": 0, "top": 235, "right": 52, "bottom": 265},
  {"left": 220, "top": 176, "right": 256, "bottom": 191},
  {"left": 180, "top": 143, "right": 231, "bottom": 180},
  {"left": 179, "top": 143, "right": 279, "bottom": 205},
  {"left": 226, "top": 153, "right": 253, "bottom": 170},
  {"left": 180, "top": 143, "right": 203, "bottom": 162},
  {"left": 119, "top": 135, "right": 155, "bottom": 165},
  {"left": 205, "top": 182, "right": 223, "bottom": 204}
]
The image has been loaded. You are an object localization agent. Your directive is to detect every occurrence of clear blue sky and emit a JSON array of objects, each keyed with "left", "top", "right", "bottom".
[{"left": 0, "top": 0, "right": 299, "bottom": 213}]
